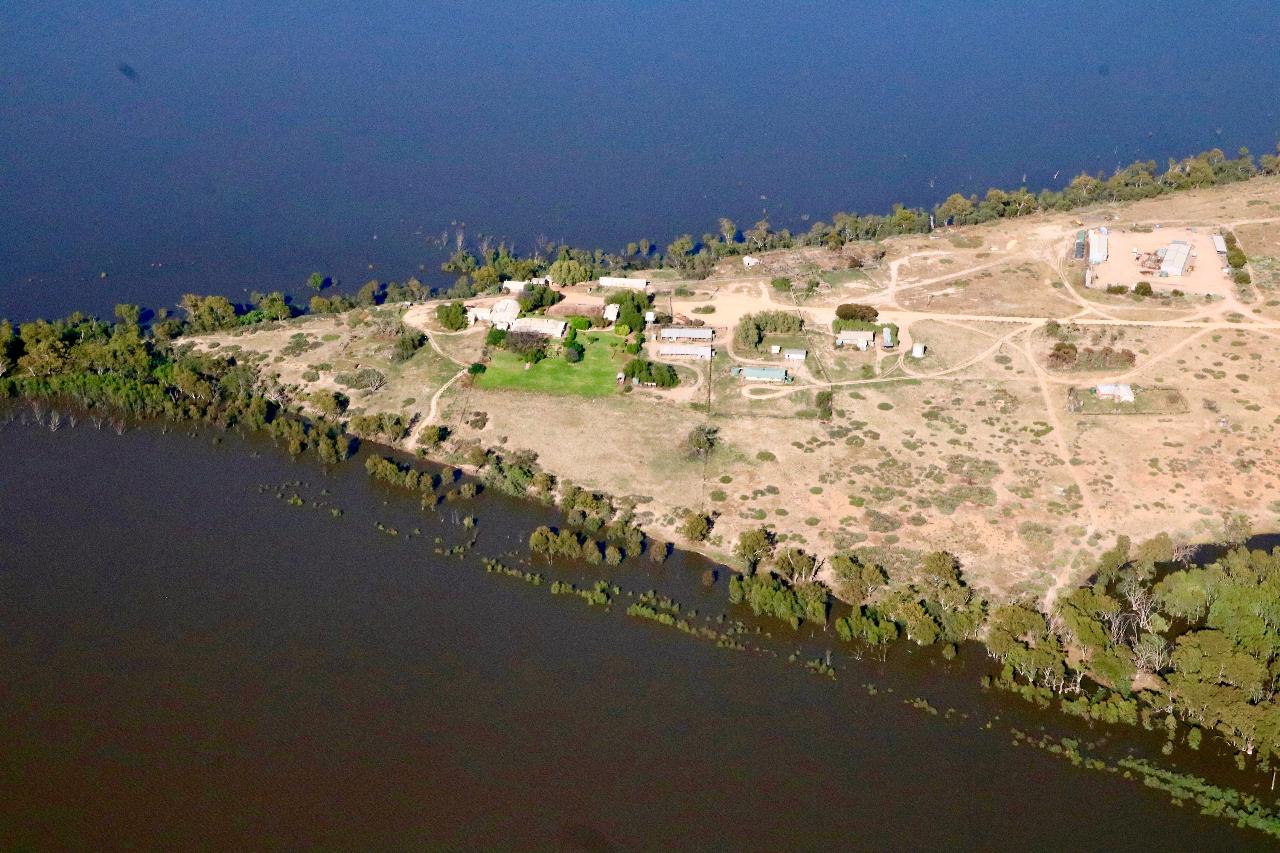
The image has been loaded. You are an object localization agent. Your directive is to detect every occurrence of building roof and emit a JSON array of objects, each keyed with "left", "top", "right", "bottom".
[
  {"left": 1088, "top": 228, "right": 1109, "bottom": 264},
  {"left": 782, "top": 348, "right": 807, "bottom": 359},
  {"left": 509, "top": 317, "right": 567, "bottom": 338},
  {"left": 603, "top": 303, "right": 620, "bottom": 322},
  {"left": 1096, "top": 383, "right": 1135, "bottom": 402},
  {"left": 657, "top": 344, "right": 713, "bottom": 358},
  {"left": 882, "top": 326, "right": 895, "bottom": 344},
  {"left": 489, "top": 299, "right": 521, "bottom": 325},
  {"left": 660, "top": 326, "right": 714, "bottom": 340},
  {"left": 1160, "top": 241, "right": 1190, "bottom": 276},
  {"left": 1213, "top": 235, "right": 1228, "bottom": 254},
  {"left": 732, "top": 366, "right": 791, "bottom": 382},
  {"left": 837, "top": 329, "right": 876, "bottom": 343},
  {"left": 501, "top": 280, "right": 530, "bottom": 292}
]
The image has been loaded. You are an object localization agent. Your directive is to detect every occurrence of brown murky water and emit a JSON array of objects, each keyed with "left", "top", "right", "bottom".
[{"left": 0, "top": 419, "right": 1257, "bottom": 850}]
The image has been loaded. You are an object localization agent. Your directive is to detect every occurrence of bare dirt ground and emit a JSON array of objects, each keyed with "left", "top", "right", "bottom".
[
  {"left": 1091, "top": 227, "right": 1232, "bottom": 298},
  {"left": 181, "top": 176, "right": 1280, "bottom": 605}
]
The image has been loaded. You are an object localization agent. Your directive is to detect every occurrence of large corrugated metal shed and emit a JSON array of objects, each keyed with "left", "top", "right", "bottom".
[{"left": 1160, "top": 241, "right": 1190, "bottom": 276}]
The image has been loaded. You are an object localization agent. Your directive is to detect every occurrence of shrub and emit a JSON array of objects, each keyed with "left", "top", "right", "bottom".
[
  {"left": 680, "top": 511, "right": 712, "bottom": 542},
  {"left": 334, "top": 367, "right": 387, "bottom": 391},
  {"left": 1226, "top": 246, "right": 1247, "bottom": 269},
  {"left": 436, "top": 301, "right": 468, "bottom": 330},
  {"left": 418, "top": 424, "right": 449, "bottom": 446},
  {"left": 348, "top": 412, "right": 409, "bottom": 441},
  {"left": 771, "top": 277, "right": 792, "bottom": 291},
  {"left": 623, "top": 358, "right": 679, "bottom": 387},
  {"left": 1233, "top": 269, "right": 1252, "bottom": 285},
  {"left": 468, "top": 362, "right": 486, "bottom": 375},
  {"left": 836, "top": 303, "right": 878, "bottom": 322},
  {"left": 1047, "top": 342, "right": 1078, "bottom": 368},
  {"left": 735, "top": 311, "right": 803, "bottom": 349},
  {"left": 816, "top": 390, "right": 834, "bottom": 420},
  {"left": 1133, "top": 281, "right": 1153, "bottom": 297},
  {"left": 485, "top": 327, "right": 507, "bottom": 347},
  {"left": 392, "top": 330, "right": 426, "bottom": 362},
  {"left": 686, "top": 424, "right": 719, "bottom": 457},
  {"left": 309, "top": 390, "right": 348, "bottom": 418},
  {"left": 504, "top": 330, "right": 548, "bottom": 361},
  {"left": 564, "top": 344, "right": 584, "bottom": 363}
]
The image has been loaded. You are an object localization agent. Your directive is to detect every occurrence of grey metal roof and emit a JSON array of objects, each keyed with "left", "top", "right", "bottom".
[{"left": 660, "top": 326, "right": 714, "bottom": 340}]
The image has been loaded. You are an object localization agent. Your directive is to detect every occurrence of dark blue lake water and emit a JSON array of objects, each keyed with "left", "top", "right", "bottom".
[{"left": 4, "top": 0, "right": 1279, "bottom": 320}]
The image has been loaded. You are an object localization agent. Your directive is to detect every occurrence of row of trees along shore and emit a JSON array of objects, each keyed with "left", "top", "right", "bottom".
[
  {"left": 428, "top": 144, "right": 1280, "bottom": 297},
  {"left": 19, "top": 143, "right": 1273, "bottom": 341},
  {"left": 4, "top": 142, "right": 1280, "bottom": 777},
  {"left": 724, "top": 522, "right": 1280, "bottom": 771}
]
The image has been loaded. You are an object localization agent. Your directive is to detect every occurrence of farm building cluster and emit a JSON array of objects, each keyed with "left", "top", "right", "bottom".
[{"left": 1081, "top": 226, "right": 1234, "bottom": 298}]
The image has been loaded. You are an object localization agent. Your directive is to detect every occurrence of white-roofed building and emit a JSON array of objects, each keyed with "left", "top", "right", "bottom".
[
  {"left": 1213, "top": 235, "right": 1228, "bottom": 255},
  {"left": 1096, "top": 383, "right": 1135, "bottom": 403},
  {"left": 657, "top": 344, "right": 713, "bottom": 360},
  {"left": 509, "top": 317, "right": 567, "bottom": 339},
  {"left": 660, "top": 326, "right": 714, "bottom": 341},
  {"left": 501, "top": 280, "right": 531, "bottom": 293},
  {"left": 488, "top": 298, "right": 522, "bottom": 329},
  {"left": 836, "top": 330, "right": 876, "bottom": 351},
  {"left": 1159, "top": 241, "right": 1191, "bottom": 276},
  {"left": 782, "top": 348, "right": 807, "bottom": 361},
  {"left": 743, "top": 255, "right": 762, "bottom": 268},
  {"left": 1088, "top": 228, "right": 1109, "bottom": 265},
  {"left": 603, "top": 303, "right": 620, "bottom": 323}
]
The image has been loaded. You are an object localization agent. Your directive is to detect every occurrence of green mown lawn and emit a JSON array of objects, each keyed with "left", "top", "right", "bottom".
[{"left": 474, "top": 332, "right": 627, "bottom": 397}]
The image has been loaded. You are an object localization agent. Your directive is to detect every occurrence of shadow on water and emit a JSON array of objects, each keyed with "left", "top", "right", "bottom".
[{"left": 0, "top": 413, "right": 1265, "bottom": 850}]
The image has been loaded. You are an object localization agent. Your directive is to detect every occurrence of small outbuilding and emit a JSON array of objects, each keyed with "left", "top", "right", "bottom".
[
  {"left": 603, "top": 303, "right": 620, "bottom": 323},
  {"left": 501, "top": 280, "right": 530, "bottom": 294},
  {"left": 911, "top": 342, "right": 927, "bottom": 359},
  {"left": 1095, "top": 383, "right": 1135, "bottom": 403},
  {"left": 782, "top": 348, "right": 807, "bottom": 361},
  {"left": 881, "top": 326, "right": 896, "bottom": 350},
  {"left": 1213, "top": 235, "right": 1228, "bottom": 256},
  {"left": 743, "top": 255, "right": 762, "bottom": 269}
]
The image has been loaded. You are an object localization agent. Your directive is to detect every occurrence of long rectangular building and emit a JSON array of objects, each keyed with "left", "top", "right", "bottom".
[
  {"left": 1088, "top": 228, "right": 1109, "bottom": 265},
  {"left": 1159, "top": 241, "right": 1191, "bottom": 276},
  {"left": 657, "top": 344, "right": 713, "bottom": 360},
  {"left": 508, "top": 317, "right": 568, "bottom": 338},
  {"left": 731, "top": 366, "right": 791, "bottom": 383},
  {"left": 660, "top": 326, "right": 714, "bottom": 341}
]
